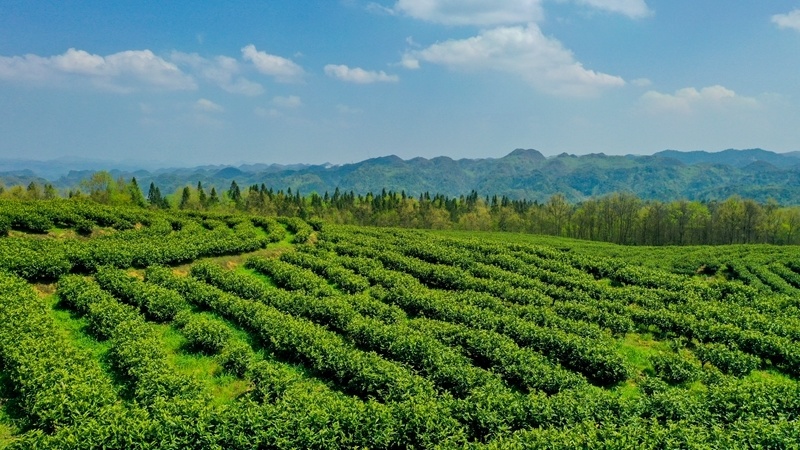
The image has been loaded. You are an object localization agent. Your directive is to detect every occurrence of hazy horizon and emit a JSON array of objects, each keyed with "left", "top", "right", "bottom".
[{"left": 2, "top": 147, "right": 798, "bottom": 172}]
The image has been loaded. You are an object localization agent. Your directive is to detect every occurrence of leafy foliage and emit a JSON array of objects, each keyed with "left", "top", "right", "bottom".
[
  {"left": 1, "top": 200, "right": 800, "bottom": 447},
  {"left": 651, "top": 352, "right": 701, "bottom": 385}
]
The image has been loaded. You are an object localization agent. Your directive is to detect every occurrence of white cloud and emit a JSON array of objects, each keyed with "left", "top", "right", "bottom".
[
  {"left": 194, "top": 98, "right": 224, "bottom": 113},
  {"left": 0, "top": 48, "right": 196, "bottom": 91},
  {"left": 242, "top": 44, "right": 305, "bottom": 83},
  {"left": 171, "top": 51, "right": 264, "bottom": 96},
  {"left": 631, "top": 77, "right": 651, "bottom": 87},
  {"left": 324, "top": 64, "right": 399, "bottom": 83},
  {"left": 392, "top": 0, "right": 543, "bottom": 25},
  {"left": 389, "top": 0, "right": 648, "bottom": 25},
  {"left": 51, "top": 49, "right": 107, "bottom": 75},
  {"left": 400, "top": 55, "right": 421, "bottom": 69},
  {"left": 772, "top": 9, "right": 800, "bottom": 31},
  {"left": 640, "top": 85, "right": 759, "bottom": 114},
  {"left": 0, "top": 54, "right": 52, "bottom": 82},
  {"left": 272, "top": 95, "right": 303, "bottom": 108},
  {"left": 402, "top": 24, "right": 624, "bottom": 96},
  {"left": 572, "top": 0, "right": 651, "bottom": 19}
]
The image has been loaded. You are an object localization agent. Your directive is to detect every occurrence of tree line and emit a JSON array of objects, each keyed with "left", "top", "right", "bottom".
[{"left": 3, "top": 171, "right": 800, "bottom": 246}]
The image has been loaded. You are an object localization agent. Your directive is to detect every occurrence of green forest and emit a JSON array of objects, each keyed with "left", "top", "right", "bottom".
[
  {"left": 5, "top": 172, "right": 800, "bottom": 246},
  {"left": 0, "top": 199, "right": 800, "bottom": 448}
]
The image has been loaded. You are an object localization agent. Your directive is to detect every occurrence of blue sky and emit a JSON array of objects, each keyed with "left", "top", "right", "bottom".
[{"left": 1, "top": 1, "right": 800, "bottom": 166}]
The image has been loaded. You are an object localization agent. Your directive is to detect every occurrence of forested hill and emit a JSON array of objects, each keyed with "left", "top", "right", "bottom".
[{"left": 4, "top": 148, "right": 800, "bottom": 203}]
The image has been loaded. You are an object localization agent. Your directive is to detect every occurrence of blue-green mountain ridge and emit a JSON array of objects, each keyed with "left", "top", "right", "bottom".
[{"left": 3, "top": 148, "right": 800, "bottom": 204}]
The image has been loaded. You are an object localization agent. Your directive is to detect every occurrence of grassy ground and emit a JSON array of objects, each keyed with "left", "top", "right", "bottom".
[
  {"left": 156, "top": 323, "right": 251, "bottom": 405},
  {"left": 46, "top": 293, "right": 113, "bottom": 366},
  {"left": 617, "top": 332, "right": 671, "bottom": 376},
  {"left": 612, "top": 333, "right": 672, "bottom": 399}
]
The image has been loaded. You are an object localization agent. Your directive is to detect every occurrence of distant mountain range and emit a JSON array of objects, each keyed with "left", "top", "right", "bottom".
[{"left": 3, "top": 148, "right": 800, "bottom": 204}]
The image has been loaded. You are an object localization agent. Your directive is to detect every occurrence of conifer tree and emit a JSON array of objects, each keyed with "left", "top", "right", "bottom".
[
  {"left": 128, "top": 177, "right": 147, "bottom": 207},
  {"left": 179, "top": 186, "right": 191, "bottom": 209},
  {"left": 197, "top": 181, "right": 208, "bottom": 208},
  {"left": 147, "top": 182, "right": 159, "bottom": 207},
  {"left": 209, "top": 187, "right": 220, "bottom": 207},
  {"left": 227, "top": 180, "right": 242, "bottom": 206}
]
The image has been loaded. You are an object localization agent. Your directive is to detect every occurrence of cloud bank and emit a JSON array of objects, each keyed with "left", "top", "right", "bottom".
[
  {"left": 403, "top": 24, "right": 625, "bottom": 96},
  {"left": 0, "top": 48, "right": 196, "bottom": 92},
  {"left": 390, "top": 0, "right": 650, "bottom": 96},
  {"left": 0, "top": 46, "right": 304, "bottom": 94}
]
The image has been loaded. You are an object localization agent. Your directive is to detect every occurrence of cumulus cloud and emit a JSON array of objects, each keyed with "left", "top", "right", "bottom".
[
  {"left": 324, "top": 64, "right": 399, "bottom": 83},
  {"left": 241, "top": 44, "right": 304, "bottom": 83},
  {"left": 640, "top": 85, "right": 758, "bottom": 114},
  {"left": 392, "top": 0, "right": 543, "bottom": 26},
  {"left": 389, "top": 0, "right": 650, "bottom": 25},
  {"left": 171, "top": 52, "right": 264, "bottom": 96},
  {"left": 772, "top": 9, "right": 800, "bottom": 31},
  {"left": 0, "top": 48, "right": 196, "bottom": 91},
  {"left": 402, "top": 24, "right": 624, "bottom": 96},
  {"left": 272, "top": 95, "right": 303, "bottom": 108},
  {"left": 194, "top": 98, "right": 224, "bottom": 113},
  {"left": 572, "top": 0, "right": 651, "bottom": 19}
]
